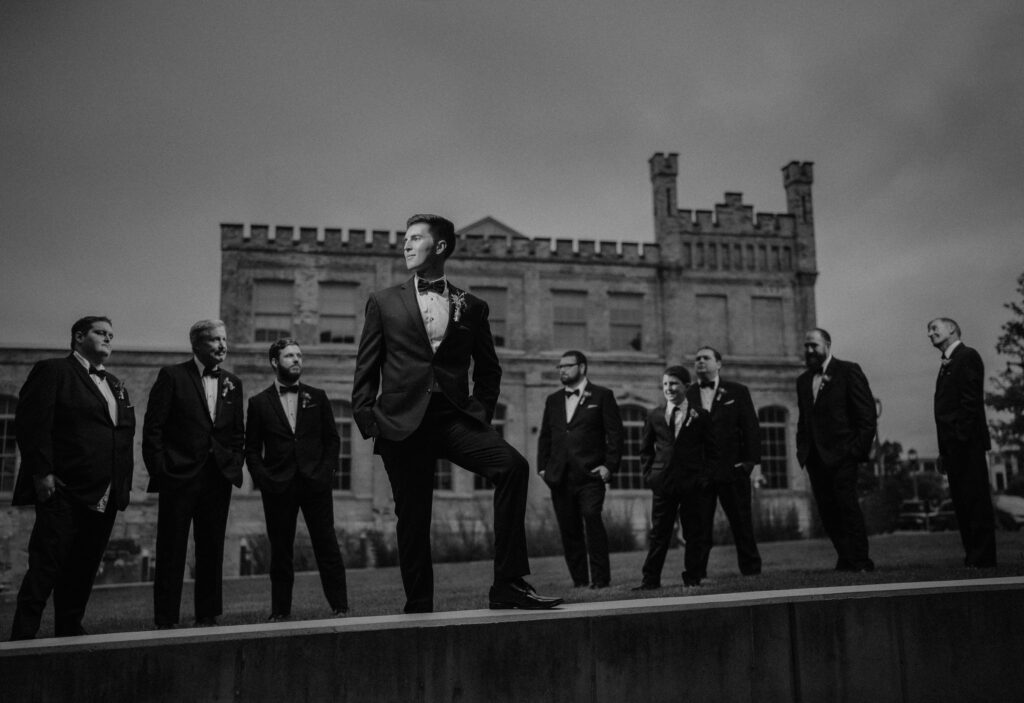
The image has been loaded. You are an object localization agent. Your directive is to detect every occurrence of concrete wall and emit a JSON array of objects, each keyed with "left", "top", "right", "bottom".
[{"left": 2, "top": 577, "right": 1021, "bottom": 702}]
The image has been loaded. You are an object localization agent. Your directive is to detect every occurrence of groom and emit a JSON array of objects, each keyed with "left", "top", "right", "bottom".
[{"left": 352, "top": 214, "right": 562, "bottom": 613}]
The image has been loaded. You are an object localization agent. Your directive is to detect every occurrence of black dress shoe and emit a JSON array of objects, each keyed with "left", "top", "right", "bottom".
[
  {"left": 631, "top": 582, "right": 660, "bottom": 591},
  {"left": 155, "top": 623, "right": 178, "bottom": 631},
  {"left": 489, "top": 579, "right": 563, "bottom": 610},
  {"left": 332, "top": 608, "right": 348, "bottom": 617},
  {"left": 194, "top": 617, "right": 218, "bottom": 627},
  {"left": 681, "top": 572, "right": 702, "bottom": 587},
  {"left": 589, "top": 582, "right": 610, "bottom": 590},
  {"left": 267, "top": 613, "right": 289, "bottom": 623}
]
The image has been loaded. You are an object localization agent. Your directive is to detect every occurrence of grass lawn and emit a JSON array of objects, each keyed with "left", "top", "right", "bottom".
[{"left": 4, "top": 530, "right": 1023, "bottom": 639}]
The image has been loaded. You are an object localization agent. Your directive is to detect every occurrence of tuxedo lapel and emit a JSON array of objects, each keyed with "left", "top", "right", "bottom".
[
  {"left": 436, "top": 283, "right": 464, "bottom": 351},
  {"left": 185, "top": 362, "right": 213, "bottom": 425},
  {"left": 399, "top": 278, "right": 433, "bottom": 353},
  {"left": 66, "top": 356, "right": 113, "bottom": 425},
  {"left": 267, "top": 385, "right": 293, "bottom": 434}
]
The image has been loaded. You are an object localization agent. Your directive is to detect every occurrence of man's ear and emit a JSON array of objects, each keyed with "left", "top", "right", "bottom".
[{"left": 435, "top": 239, "right": 448, "bottom": 257}]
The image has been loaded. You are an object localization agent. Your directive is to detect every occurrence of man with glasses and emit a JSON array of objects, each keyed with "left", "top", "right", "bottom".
[{"left": 537, "top": 350, "right": 623, "bottom": 588}]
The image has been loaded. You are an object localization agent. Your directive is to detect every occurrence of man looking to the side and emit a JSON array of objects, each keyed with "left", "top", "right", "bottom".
[
  {"left": 245, "top": 339, "right": 349, "bottom": 621},
  {"left": 537, "top": 351, "right": 623, "bottom": 589},
  {"left": 144, "top": 319, "right": 244, "bottom": 629},
  {"left": 928, "top": 317, "right": 996, "bottom": 568},
  {"left": 352, "top": 214, "right": 561, "bottom": 613},
  {"left": 796, "top": 328, "right": 877, "bottom": 573},
  {"left": 9, "top": 316, "right": 136, "bottom": 640},
  {"left": 686, "top": 346, "right": 762, "bottom": 576}
]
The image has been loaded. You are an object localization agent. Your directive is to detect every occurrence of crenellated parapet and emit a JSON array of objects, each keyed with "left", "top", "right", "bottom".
[{"left": 221, "top": 224, "right": 660, "bottom": 264}]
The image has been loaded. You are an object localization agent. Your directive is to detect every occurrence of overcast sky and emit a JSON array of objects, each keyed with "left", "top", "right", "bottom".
[{"left": 2, "top": 1, "right": 1021, "bottom": 455}]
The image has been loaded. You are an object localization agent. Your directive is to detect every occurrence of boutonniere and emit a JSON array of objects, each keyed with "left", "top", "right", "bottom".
[
  {"left": 819, "top": 374, "right": 832, "bottom": 391},
  {"left": 112, "top": 381, "right": 129, "bottom": 404},
  {"left": 451, "top": 290, "right": 467, "bottom": 323},
  {"left": 684, "top": 407, "right": 699, "bottom": 427},
  {"left": 580, "top": 389, "right": 592, "bottom": 402},
  {"left": 301, "top": 391, "right": 314, "bottom": 409},
  {"left": 221, "top": 378, "right": 236, "bottom": 398},
  {"left": 714, "top": 388, "right": 725, "bottom": 403}
]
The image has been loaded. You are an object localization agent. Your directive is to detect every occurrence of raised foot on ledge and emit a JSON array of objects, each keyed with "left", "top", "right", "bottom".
[{"left": 489, "top": 578, "right": 563, "bottom": 610}]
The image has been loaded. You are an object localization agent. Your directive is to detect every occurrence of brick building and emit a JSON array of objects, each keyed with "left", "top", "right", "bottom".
[{"left": 0, "top": 154, "right": 818, "bottom": 587}]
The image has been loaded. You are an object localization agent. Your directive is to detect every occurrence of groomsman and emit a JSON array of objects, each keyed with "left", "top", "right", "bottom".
[
  {"left": 635, "top": 365, "right": 719, "bottom": 587},
  {"left": 797, "top": 328, "right": 877, "bottom": 573},
  {"left": 352, "top": 214, "right": 560, "bottom": 612},
  {"left": 245, "top": 339, "right": 349, "bottom": 620},
  {"left": 928, "top": 317, "right": 996, "bottom": 568},
  {"left": 143, "top": 320, "right": 244, "bottom": 628},
  {"left": 686, "top": 347, "right": 762, "bottom": 576},
  {"left": 9, "top": 316, "right": 136, "bottom": 640},
  {"left": 537, "top": 351, "right": 624, "bottom": 588}
]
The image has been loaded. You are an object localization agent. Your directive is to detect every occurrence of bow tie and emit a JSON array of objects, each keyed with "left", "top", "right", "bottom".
[
  {"left": 88, "top": 366, "right": 107, "bottom": 380},
  {"left": 202, "top": 367, "right": 221, "bottom": 379},
  {"left": 699, "top": 381, "right": 715, "bottom": 389},
  {"left": 416, "top": 277, "right": 447, "bottom": 295},
  {"left": 279, "top": 385, "right": 299, "bottom": 395},
  {"left": 564, "top": 389, "right": 580, "bottom": 398}
]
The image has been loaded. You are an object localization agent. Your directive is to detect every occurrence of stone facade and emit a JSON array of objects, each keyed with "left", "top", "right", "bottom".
[{"left": 0, "top": 155, "right": 817, "bottom": 588}]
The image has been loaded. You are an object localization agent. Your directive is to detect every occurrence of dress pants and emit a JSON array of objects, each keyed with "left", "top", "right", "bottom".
[
  {"left": 714, "top": 477, "right": 762, "bottom": 574},
  {"left": 679, "top": 482, "right": 718, "bottom": 580},
  {"left": 377, "top": 394, "right": 530, "bottom": 613},
  {"left": 153, "top": 461, "right": 233, "bottom": 626},
  {"left": 261, "top": 477, "right": 348, "bottom": 615},
  {"left": 9, "top": 492, "right": 116, "bottom": 640},
  {"left": 806, "top": 450, "right": 873, "bottom": 571},
  {"left": 640, "top": 491, "right": 683, "bottom": 586},
  {"left": 943, "top": 446, "right": 996, "bottom": 567},
  {"left": 549, "top": 479, "right": 610, "bottom": 586}
]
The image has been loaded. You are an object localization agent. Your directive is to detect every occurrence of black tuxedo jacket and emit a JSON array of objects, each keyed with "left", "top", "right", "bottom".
[
  {"left": 796, "top": 357, "right": 877, "bottom": 469},
  {"left": 537, "top": 383, "right": 623, "bottom": 485},
  {"left": 142, "top": 360, "right": 245, "bottom": 490},
  {"left": 245, "top": 383, "right": 340, "bottom": 493},
  {"left": 12, "top": 355, "right": 136, "bottom": 509},
  {"left": 685, "top": 379, "right": 760, "bottom": 482},
  {"left": 934, "top": 343, "right": 990, "bottom": 457},
  {"left": 352, "top": 279, "right": 501, "bottom": 442},
  {"left": 640, "top": 401, "right": 717, "bottom": 496}
]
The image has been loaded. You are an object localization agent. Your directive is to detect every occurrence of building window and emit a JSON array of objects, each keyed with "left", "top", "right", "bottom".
[
  {"left": 0, "top": 395, "right": 17, "bottom": 494},
  {"left": 253, "top": 280, "right": 293, "bottom": 342},
  {"left": 473, "top": 404, "right": 506, "bottom": 490},
  {"left": 609, "top": 404, "right": 647, "bottom": 490},
  {"left": 553, "top": 290, "right": 587, "bottom": 349},
  {"left": 331, "top": 400, "right": 353, "bottom": 491},
  {"left": 319, "top": 282, "right": 359, "bottom": 344},
  {"left": 435, "top": 459, "right": 453, "bottom": 491},
  {"left": 758, "top": 406, "right": 788, "bottom": 489},
  {"left": 471, "top": 286, "right": 507, "bottom": 347},
  {"left": 609, "top": 292, "right": 643, "bottom": 351},
  {"left": 696, "top": 294, "right": 728, "bottom": 354}
]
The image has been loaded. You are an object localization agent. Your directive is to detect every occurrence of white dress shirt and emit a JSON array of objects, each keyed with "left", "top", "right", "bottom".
[
  {"left": 193, "top": 356, "right": 219, "bottom": 421},
  {"left": 415, "top": 276, "right": 450, "bottom": 353},
  {"left": 665, "top": 399, "right": 686, "bottom": 437},
  {"left": 73, "top": 351, "right": 114, "bottom": 512},
  {"left": 564, "top": 378, "right": 588, "bottom": 422},
  {"left": 698, "top": 377, "right": 719, "bottom": 411},
  {"left": 812, "top": 355, "right": 833, "bottom": 400},
  {"left": 277, "top": 382, "right": 299, "bottom": 432}
]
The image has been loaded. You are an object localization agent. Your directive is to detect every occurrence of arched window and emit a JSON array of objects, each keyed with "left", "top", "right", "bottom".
[
  {"left": 609, "top": 404, "right": 649, "bottom": 490},
  {"left": 473, "top": 404, "right": 506, "bottom": 490},
  {"left": 0, "top": 395, "right": 17, "bottom": 494},
  {"left": 758, "top": 406, "right": 789, "bottom": 489},
  {"left": 330, "top": 400, "right": 353, "bottom": 491}
]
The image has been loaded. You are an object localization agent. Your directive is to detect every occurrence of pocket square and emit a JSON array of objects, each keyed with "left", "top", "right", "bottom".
[{"left": 723, "top": 400, "right": 735, "bottom": 405}]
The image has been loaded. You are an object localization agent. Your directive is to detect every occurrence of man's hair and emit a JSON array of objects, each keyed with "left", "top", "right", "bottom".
[
  {"left": 189, "top": 319, "right": 226, "bottom": 348},
  {"left": 268, "top": 338, "right": 300, "bottom": 364},
  {"left": 561, "top": 350, "right": 588, "bottom": 374},
  {"left": 808, "top": 327, "right": 832, "bottom": 345},
  {"left": 929, "top": 317, "right": 962, "bottom": 338},
  {"left": 695, "top": 345, "right": 723, "bottom": 362},
  {"left": 406, "top": 214, "right": 456, "bottom": 259},
  {"left": 664, "top": 365, "right": 691, "bottom": 384},
  {"left": 70, "top": 316, "right": 112, "bottom": 350}
]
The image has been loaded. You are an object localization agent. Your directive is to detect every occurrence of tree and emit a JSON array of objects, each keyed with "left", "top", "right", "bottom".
[{"left": 986, "top": 271, "right": 1024, "bottom": 465}]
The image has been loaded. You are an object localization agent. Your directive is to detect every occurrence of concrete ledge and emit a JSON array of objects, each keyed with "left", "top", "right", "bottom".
[{"left": 3, "top": 578, "right": 1022, "bottom": 701}]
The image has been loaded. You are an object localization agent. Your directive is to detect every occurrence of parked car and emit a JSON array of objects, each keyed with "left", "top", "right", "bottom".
[
  {"left": 896, "top": 499, "right": 937, "bottom": 531},
  {"left": 993, "top": 494, "right": 1024, "bottom": 531},
  {"left": 930, "top": 499, "right": 958, "bottom": 531}
]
